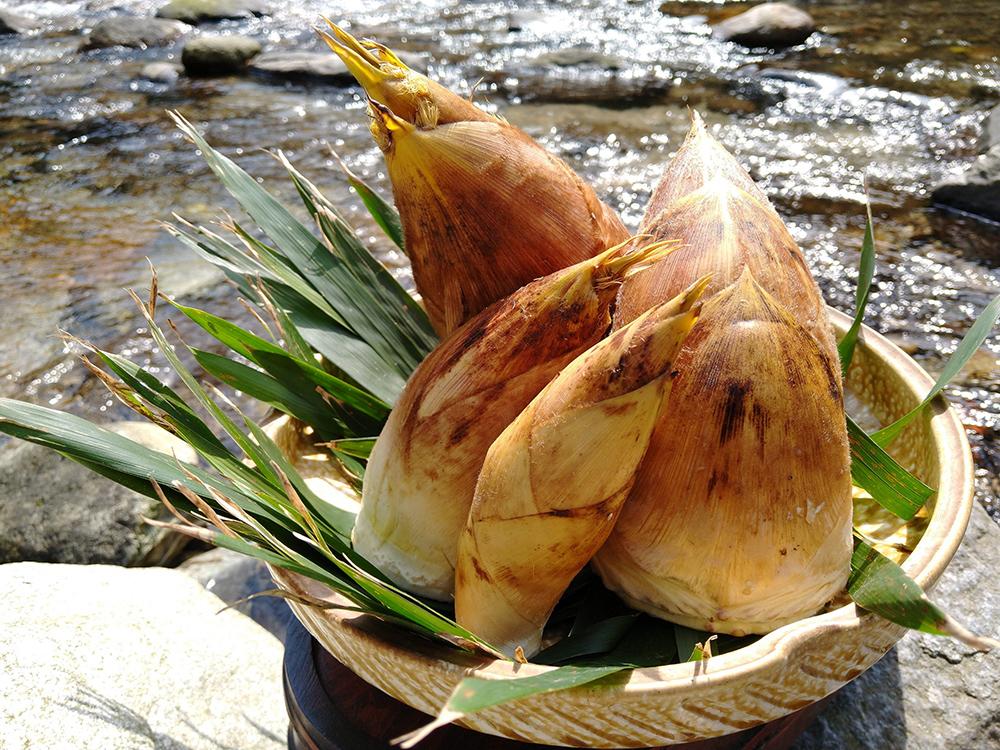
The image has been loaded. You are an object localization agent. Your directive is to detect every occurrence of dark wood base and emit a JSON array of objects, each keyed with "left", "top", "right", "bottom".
[{"left": 283, "top": 617, "right": 832, "bottom": 750}]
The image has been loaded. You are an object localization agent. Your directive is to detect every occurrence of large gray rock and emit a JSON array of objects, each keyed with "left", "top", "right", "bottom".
[
  {"left": 0, "top": 563, "right": 286, "bottom": 750},
  {"left": 156, "top": 0, "right": 268, "bottom": 24},
  {"left": 931, "top": 144, "right": 1000, "bottom": 223},
  {"left": 0, "top": 421, "right": 197, "bottom": 566},
  {"left": 249, "top": 50, "right": 353, "bottom": 86},
  {"left": 794, "top": 503, "right": 1000, "bottom": 749},
  {"left": 181, "top": 34, "right": 261, "bottom": 75},
  {"left": 712, "top": 3, "right": 816, "bottom": 49},
  {"left": 0, "top": 6, "right": 37, "bottom": 34},
  {"left": 81, "top": 16, "right": 188, "bottom": 50},
  {"left": 181, "top": 547, "right": 292, "bottom": 641}
]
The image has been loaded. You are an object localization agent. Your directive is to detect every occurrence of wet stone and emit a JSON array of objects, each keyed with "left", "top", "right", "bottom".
[
  {"left": 181, "top": 34, "right": 261, "bottom": 75},
  {"left": 80, "top": 16, "right": 189, "bottom": 50},
  {"left": 156, "top": 0, "right": 268, "bottom": 24},
  {"left": 486, "top": 48, "right": 668, "bottom": 105},
  {"left": 137, "top": 61, "right": 182, "bottom": 84},
  {"left": 249, "top": 50, "right": 354, "bottom": 86},
  {"left": 712, "top": 2, "right": 817, "bottom": 49},
  {"left": 0, "top": 6, "right": 37, "bottom": 35},
  {"left": 979, "top": 104, "right": 1000, "bottom": 153},
  {"left": 931, "top": 144, "right": 1000, "bottom": 223}
]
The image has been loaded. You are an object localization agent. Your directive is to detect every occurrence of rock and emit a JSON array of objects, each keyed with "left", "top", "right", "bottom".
[
  {"left": 712, "top": 3, "right": 816, "bottom": 49},
  {"left": 507, "top": 10, "right": 548, "bottom": 33},
  {"left": 531, "top": 47, "right": 624, "bottom": 71},
  {"left": 249, "top": 50, "right": 353, "bottom": 86},
  {"left": 181, "top": 34, "right": 261, "bottom": 75},
  {"left": 138, "top": 61, "right": 182, "bottom": 84},
  {"left": 80, "top": 16, "right": 188, "bottom": 50},
  {"left": 0, "top": 562, "right": 286, "bottom": 750},
  {"left": 181, "top": 547, "right": 292, "bottom": 641},
  {"left": 0, "top": 421, "right": 197, "bottom": 566},
  {"left": 486, "top": 49, "right": 668, "bottom": 105},
  {"left": 931, "top": 144, "right": 1000, "bottom": 223},
  {"left": 156, "top": 0, "right": 268, "bottom": 24},
  {"left": 794, "top": 503, "right": 1000, "bottom": 749},
  {"left": 979, "top": 104, "right": 1000, "bottom": 153},
  {"left": 0, "top": 6, "right": 37, "bottom": 34}
]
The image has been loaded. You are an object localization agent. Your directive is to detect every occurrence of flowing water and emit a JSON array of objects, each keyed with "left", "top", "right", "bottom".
[{"left": 1, "top": 0, "right": 998, "bottom": 513}]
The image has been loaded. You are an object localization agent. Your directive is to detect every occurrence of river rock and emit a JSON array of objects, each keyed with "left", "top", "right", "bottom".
[
  {"left": 249, "top": 50, "right": 353, "bottom": 86},
  {"left": 156, "top": 0, "right": 268, "bottom": 24},
  {"left": 712, "top": 3, "right": 816, "bottom": 49},
  {"left": 979, "top": 104, "right": 1000, "bottom": 153},
  {"left": 138, "top": 61, "right": 182, "bottom": 83},
  {"left": 486, "top": 48, "right": 668, "bottom": 105},
  {"left": 181, "top": 547, "right": 292, "bottom": 641},
  {"left": 0, "top": 421, "right": 197, "bottom": 566},
  {"left": 931, "top": 144, "right": 1000, "bottom": 223},
  {"left": 181, "top": 34, "right": 261, "bottom": 75},
  {"left": 794, "top": 502, "right": 1000, "bottom": 749},
  {"left": 0, "top": 562, "right": 286, "bottom": 750},
  {"left": 0, "top": 6, "right": 37, "bottom": 34},
  {"left": 81, "top": 16, "right": 188, "bottom": 50}
]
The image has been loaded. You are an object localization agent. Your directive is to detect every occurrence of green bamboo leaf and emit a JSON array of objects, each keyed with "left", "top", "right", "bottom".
[
  {"left": 848, "top": 414, "right": 933, "bottom": 520},
  {"left": 837, "top": 200, "right": 876, "bottom": 376},
  {"left": 872, "top": 294, "right": 1000, "bottom": 447},
  {"left": 190, "top": 348, "right": 348, "bottom": 437},
  {"left": 534, "top": 615, "right": 638, "bottom": 665},
  {"left": 342, "top": 162, "right": 405, "bottom": 251},
  {"left": 171, "top": 113, "right": 420, "bottom": 381},
  {"left": 268, "top": 284, "right": 408, "bottom": 404},
  {"left": 399, "top": 666, "right": 628, "bottom": 747},
  {"left": 170, "top": 300, "right": 390, "bottom": 423},
  {"left": 324, "top": 437, "right": 375, "bottom": 460},
  {"left": 848, "top": 534, "right": 996, "bottom": 650}
]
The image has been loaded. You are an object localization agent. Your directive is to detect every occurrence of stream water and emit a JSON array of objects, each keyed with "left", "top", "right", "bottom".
[{"left": 1, "top": 0, "right": 998, "bottom": 515}]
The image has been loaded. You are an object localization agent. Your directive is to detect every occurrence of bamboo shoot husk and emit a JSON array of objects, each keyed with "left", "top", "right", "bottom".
[
  {"left": 353, "top": 240, "right": 677, "bottom": 600},
  {"left": 594, "top": 270, "right": 853, "bottom": 636},
  {"left": 455, "top": 280, "right": 708, "bottom": 656}
]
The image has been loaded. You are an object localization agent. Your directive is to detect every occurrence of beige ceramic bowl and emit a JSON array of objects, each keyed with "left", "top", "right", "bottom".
[{"left": 270, "top": 309, "right": 974, "bottom": 748}]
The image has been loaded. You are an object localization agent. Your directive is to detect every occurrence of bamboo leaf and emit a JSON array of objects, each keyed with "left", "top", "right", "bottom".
[
  {"left": 534, "top": 615, "right": 638, "bottom": 665},
  {"left": 344, "top": 164, "right": 405, "bottom": 251},
  {"left": 848, "top": 535, "right": 996, "bottom": 651},
  {"left": 838, "top": 200, "right": 876, "bottom": 376},
  {"left": 848, "top": 415, "right": 933, "bottom": 520},
  {"left": 324, "top": 437, "right": 375, "bottom": 460},
  {"left": 397, "top": 666, "right": 627, "bottom": 748},
  {"left": 171, "top": 299, "right": 390, "bottom": 424},
  {"left": 872, "top": 294, "right": 1000, "bottom": 447},
  {"left": 171, "top": 113, "right": 424, "bottom": 382}
]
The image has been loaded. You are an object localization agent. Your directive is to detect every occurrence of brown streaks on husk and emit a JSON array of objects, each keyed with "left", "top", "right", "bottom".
[
  {"left": 353, "top": 242, "right": 675, "bottom": 600},
  {"left": 594, "top": 270, "right": 853, "bottom": 636},
  {"left": 455, "top": 280, "right": 706, "bottom": 656}
]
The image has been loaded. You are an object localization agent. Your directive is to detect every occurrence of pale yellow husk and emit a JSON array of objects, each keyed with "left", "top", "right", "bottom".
[
  {"left": 594, "top": 270, "right": 853, "bottom": 635},
  {"left": 615, "top": 112, "right": 834, "bottom": 355},
  {"left": 454, "top": 279, "right": 708, "bottom": 657},
  {"left": 353, "top": 240, "right": 678, "bottom": 600}
]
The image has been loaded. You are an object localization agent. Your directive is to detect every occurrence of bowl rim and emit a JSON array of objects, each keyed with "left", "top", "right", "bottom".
[{"left": 274, "top": 307, "right": 975, "bottom": 695}]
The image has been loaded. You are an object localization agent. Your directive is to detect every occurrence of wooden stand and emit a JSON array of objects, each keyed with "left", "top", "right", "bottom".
[{"left": 283, "top": 617, "right": 831, "bottom": 750}]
